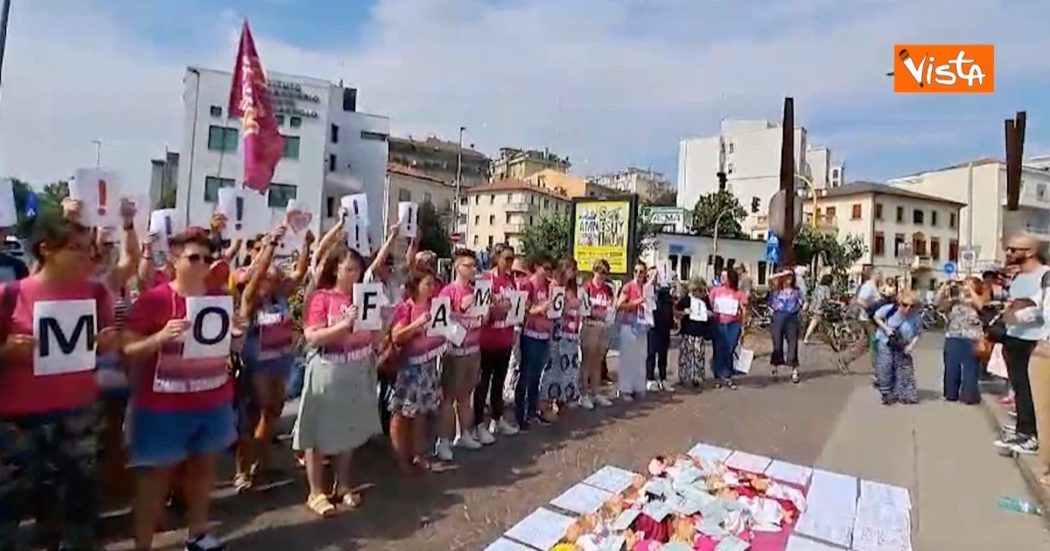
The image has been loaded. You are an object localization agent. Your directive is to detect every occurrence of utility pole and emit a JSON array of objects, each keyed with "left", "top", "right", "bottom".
[
  {"left": 0, "top": 0, "right": 11, "bottom": 95},
  {"left": 1005, "top": 111, "right": 1026, "bottom": 212},
  {"left": 454, "top": 126, "right": 465, "bottom": 238},
  {"left": 779, "top": 97, "right": 796, "bottom": 266},
  {"left": 92, "top": 139, "right": 102, "bottom": 167}
]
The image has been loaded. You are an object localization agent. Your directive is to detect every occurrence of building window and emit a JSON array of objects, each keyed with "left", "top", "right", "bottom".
[
  {"left": 326, "top": 196, "right": 336, "bottom": 218},
  {"left": 728, "top": 142, "right": 735, "bottom": 154},
  {"left": 529, "top": 216, "right": 534, "bottom": 225},
  {"left": 913, "top": 209, "right": 924, "bottom": 224},
  {"left": 543, "top": 198, "right": 550, "bottom": 208},
  {"left": 875, "top": 203, "right": 883, "bottom": 220},
  {"left": 505, "top": 213, "right": 512, "bottom": 223},
  {"left": 507, "top": 193, "right": 512, "bottom": 203},
  {"left": 931, "top": 238, "right": 941, "bottom": 260},
  {"left": 267, "top": 183, "right": 297, "bottom": 209},
  {"left": 203, "top": 176, "right": 235, "bottom": 202},
  {"left": 488, "top": 215, "right": 495, "bottom": 224},
  {"left": 826, "top": 206, "right": 836, "bottom": 218},
  {"left": 290, "top": 116, "right": 302, "bottom": 128},
  {"left": 473, "top": 235, "right": 478, "bottom": 245},
  {"left": 950, "top": 212, "right": 957, "bottom": 228},
  {"left": 330, "top": 124, "right": 339, "bottom": 144},
  {"left": 475, "top": 196, "right": 480, "bottom": 205},
  {"left": 360, "top": 131, "right": 388, "bottom": 141},
  {"left": 275, "top": 114, "right": 285, "bottom": 126},
  {"left": 488, "top": 236, "right": 494, "bottom": 247},
  {"left": 851, "top": 204, "right": 862, "bottom": 220},
  {"left": 207, "top": 126, "right": 238, "bottom": 152},
  {"left": 896, "top": 206, "right": 904, "bottom": 222},
  {"left": 209, "top": 105, "right": 222, "bottom": 118},
  {"left": 756, "top": 261, "right": 766, "bottom": 285},
  {"left": 949, "top": 239, "right": 959, "bottom": 261},
  {"left": 930, "top": 210, "right": 938, "bottom": 226},
  {"left": 474, "top": 215, "right": 479, "bottom": 225},
  {"left": 894, "top": 234, "right": 905, "bottom": 256},
  {"left": 490, "top": 194, "right": 495, "bottom": 205},
  {"left": 913, "top": 234, "right": 927, "bottom": 256},
  {"left": 282, "top": 136, "right": 300, "bottom": 159},
  {"left": 398, "top": 189, "right": 411, "bottom": 202},
  {"left": 328, "top": 154, "right": 336, "bottom": 172},
  {"left": 874, "top": 232, "right": 885, "bottom": 256}
]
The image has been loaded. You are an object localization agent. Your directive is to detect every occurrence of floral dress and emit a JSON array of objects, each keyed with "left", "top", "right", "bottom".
[
  {"left": 539, "top": 290, "right": 582, "bottom": 402},
  {"left": 389, "top": 300, "right": 445, "bottom": 417}
]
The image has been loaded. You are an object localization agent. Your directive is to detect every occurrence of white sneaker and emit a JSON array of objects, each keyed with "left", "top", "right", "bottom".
[
  {"left": 594, "top": 395, "right": 613, "bottom": 407},
  {"left": 495, "top": 418, "right": 520, "bottom": 436},
  {"left": 475, "top": 425, "right": 496, "bottom": 445},
  {"left": 455, "top": 432, "right": 483, "bottom": 450},
  {"left": 579, "top": 395, "right": 595, "bottom": 410},
  {"left": 663, "top": 382, "right": 676, "bottom": 393},
  {"left": 646, "top": 381, "right": 660, "bottom": 392},
  {"left": 435, "top": 438, "right": 454, "bottom": 461},
  {"left": 620, "top": 392, "right": 634, "bottom": 402}
]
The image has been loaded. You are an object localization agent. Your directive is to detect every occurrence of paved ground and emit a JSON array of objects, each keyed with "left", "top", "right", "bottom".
[{"left": 101, "top": 332, "right": 1050, "bottom": 550}]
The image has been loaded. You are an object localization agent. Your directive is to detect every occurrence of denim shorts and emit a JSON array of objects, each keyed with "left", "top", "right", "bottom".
[{"left": 126, "top": 404, "right": 236, "bottom": 468}]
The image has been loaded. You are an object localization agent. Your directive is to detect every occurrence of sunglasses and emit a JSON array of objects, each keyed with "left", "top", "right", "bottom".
[
  {"left": 182, "top": 253, "right": 214, "bottom": 264},
  {"left": 1007, "top": 247, "right": 1031, "bottom": 253},
  {"left": 900, "top": 302, "right": 916, "bottom": 308}
]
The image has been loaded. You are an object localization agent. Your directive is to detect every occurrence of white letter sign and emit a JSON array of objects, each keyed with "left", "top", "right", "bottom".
[
  {"left": 341, "top": 194, "right": 369, "bottom": 227},
  {"left": 398, "top": 201, "right": 419, "bottom": 238},
  {"left": 548, "top": 285, "right": 566, "bottom": 320},
  {"left": 579, "top": 290, "right": 592, "bottom": 317},
  {"left": 182, "top": 296, "right": 234, "bottom": 360},
  {"left": 33, "top": 299, "right": 97, "bottom": 376},
  {"left": 427, "top": 296, "right": 451, "bottom": 337},
  {"left": 0, "top": 178, "right": 17, "bottom": 228},
  {"left": 217, "top": 188, "right": 249, "bottom": 241},
  {"left": 506, "top": 290, "right": 528, "bottom": 326},
  {"left": 689, "top": 297, "right": 709, "bottom": 321},
  {"left": 471, "top": 279, "right": 493, "bottom": 316},
  {"left": 353, "top": 282, "right": 387, "bottom": 331},
  {"left": 149, "top": 209, "right": 180, "bottom": 253},
  {"left": 72, "top": 168, "right": 124, "bottom": 228},
  {"left": 347, "top": 221, "right": 371, "bottom": 255}
]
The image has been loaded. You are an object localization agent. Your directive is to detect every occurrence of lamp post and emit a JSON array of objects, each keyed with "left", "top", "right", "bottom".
[
  {"left": 794, "top": 172, "right": 819, "bottom": 228},
  {"left": 711, "top": 206, "right": 737, "bottom": 278},
  {"left": 896, "top": 242, "right": 914, "bottom": 292},
  {"left": 92, "top": 140, "right": 102, "bottom": 167},
  {"left": 453, "top": 126, "right": 465, "bottom": 237}
]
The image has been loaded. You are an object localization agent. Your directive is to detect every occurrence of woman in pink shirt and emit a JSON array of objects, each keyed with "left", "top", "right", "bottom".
[
  {"left": 296, "top": 246, "right": 381, "bottom": 517},
  {"left": 389, "top": 269, "right": 446, "bottom": 472},
  {"left": 474, "top": 243, "right": 521, "bottom": 442},
  {"left": 708, "top": 268, "right": 747, "bottom": 389},
  {"left": 579, "top": 259, "right": 615, "bottom": 409},
  {"left": 435, "top": 249, "right": 485, "bottom": 461},
  {"left": 514, "top": 255, "right": 555, "bottom": 431},
  {"left": 0, "top": 219, "right": 119, "bottom": 551},
  {"left": 539, "top": 258, "right": 583, "bottom": 421},
  {"left": 616, "top": 260, "right": 650, "bottom": 400}
]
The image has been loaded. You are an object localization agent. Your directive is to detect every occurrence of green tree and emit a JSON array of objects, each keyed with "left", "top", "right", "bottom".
[
  {"left": 645, "top": 186, "right": 677, "bottom": 207},
  {"left": 793, "top": 225, "right": 868, "bottom": 275},
  {"left": 8, "top": 179, "right": 62, "bottom": 239},
  {"left": 690, "top": 189, "right": 747, "bottom": 238},
  {"left": 521, "top": 213, "right": 571, "bottom": 262},
  {"left": 418, "top": 200, "right": 451, "bottom": 258},
  {"left": 41, "top": 181, "right": 69, "bottom": 205}
]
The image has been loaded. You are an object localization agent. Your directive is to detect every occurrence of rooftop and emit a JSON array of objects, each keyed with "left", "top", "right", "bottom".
[
  {"left": 389, "top": 135, "right": 489, "bottom": 161},
  {"left": 387, "top": 163, "right": 454, "bottom": 187},
  {"left": 888, "top": 157, "right": 1001, "bottom": 181},
  {"left": 466, "top": 178, "right": 571, "bottom": 201},
  {"left": 820, "top": 181, "right": 967, "bottom": 207}
]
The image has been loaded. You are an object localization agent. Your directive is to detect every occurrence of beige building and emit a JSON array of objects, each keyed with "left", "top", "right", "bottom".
[
  {"left": 803, "top": 182, "right": 965, "bottom": 291},
  {"left": 525, "top": 168, "right": 617, "bottom": 198},
  {"left": 592, "top": 167, "right": 673, "bottom": 201},
  {"left": 490, "top": 147, "right": 571, "bottom": 181},
  {"left": 464, "top": 178, "right": 571, "bottom": 250},
  {"left": 888, "top": 158, "right": 1050, "bottom": 266},
  {"left": 388, "top": 135, "right": 490, "bottom": 188},
  {"left": 385, "top": 163, "right": 456, "bottom": 227}
]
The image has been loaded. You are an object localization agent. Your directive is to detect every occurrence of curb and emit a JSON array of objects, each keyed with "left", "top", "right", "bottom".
[{"left": 978, "top": 387, "right": 1050, "bottom": 526}]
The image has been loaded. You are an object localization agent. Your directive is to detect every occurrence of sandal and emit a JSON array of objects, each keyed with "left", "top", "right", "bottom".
[
  {"left": 335, "top": 490, "right": 363, "bottom": 509},
  {"left": 306, "top": 493, "right": 336, "bottom": 518},
  {"left": 233, "top": 473, "right": 254, "bottom": 494}
]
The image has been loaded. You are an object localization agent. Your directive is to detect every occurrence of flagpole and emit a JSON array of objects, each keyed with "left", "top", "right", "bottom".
[{"left": 0, "top": 0, "right": 12, "bottom": 96}]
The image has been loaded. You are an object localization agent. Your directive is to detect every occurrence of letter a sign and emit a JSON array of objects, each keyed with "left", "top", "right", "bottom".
[
  {"left": 34, "top": 299, "right": 98, "bottom": 376},
  {"left": 427, "top": 296, "right": 451, "bottom": 338},
  {"left": 183, "top": 296, "right": 234, "bottom": 359}
]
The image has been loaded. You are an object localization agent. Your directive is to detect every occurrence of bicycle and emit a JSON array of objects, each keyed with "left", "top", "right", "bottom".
[{"left": 920, "top": 303, "right": 948, "bottom": 330}]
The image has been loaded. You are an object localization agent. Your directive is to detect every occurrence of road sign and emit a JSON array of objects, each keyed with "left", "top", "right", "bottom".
[{"left": 943, "top": 261, "right": 957, "bottom": 276}]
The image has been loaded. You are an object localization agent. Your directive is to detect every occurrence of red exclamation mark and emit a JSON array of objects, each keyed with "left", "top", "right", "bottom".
[
  {"left": 97, "top": 179, "right": 108, "bottom": 218},
  {"left": 235, "top": 197, "right": 244, "bottom": 232}
]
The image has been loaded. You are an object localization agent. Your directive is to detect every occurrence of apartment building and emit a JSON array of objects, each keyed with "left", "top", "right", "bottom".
[
  {"left": 888, "top": 158, "right": 1050, "bottom": 265},
  {"left": 464, "top": 178, "right": 570, "bottom": 250},
  {"left": 803, "top": 182, "right": 964, "bottom": 290},
  {"left": 591, "top": 167, "right": 672, "bottom": 201},
  {"left": 526, "top": 168, "right": 617, "bottom": 198},
  {"left": 490, "top": 147, "right": 570, "bottom": 181},
  {"left": 385, "top": 163, "right": 456, "bottom": 225},
  {"left": 388, "top": 135, "right": 490, "bottom": 188}
]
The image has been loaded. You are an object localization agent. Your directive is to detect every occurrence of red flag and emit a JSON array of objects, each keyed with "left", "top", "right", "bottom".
[{"left": 228, "top": 21, "right": 283, "bottom": 193}]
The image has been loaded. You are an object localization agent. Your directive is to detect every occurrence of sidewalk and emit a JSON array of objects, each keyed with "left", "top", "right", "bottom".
[{"left": 814, "top": 337, "right": 1050, "bottom": 550}]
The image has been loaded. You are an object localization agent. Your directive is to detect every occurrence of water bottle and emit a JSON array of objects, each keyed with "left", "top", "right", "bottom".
[{"left": 998, "top": 496, "right": 1044, "bottom": 515}]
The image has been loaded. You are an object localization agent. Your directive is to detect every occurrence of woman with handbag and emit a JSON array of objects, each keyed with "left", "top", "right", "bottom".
[
  {"left": 937, "top": 277, "right": 985, "bottom": 404},
  {"left": 295, "top": 246, "right": 382, "bottom": 517}
]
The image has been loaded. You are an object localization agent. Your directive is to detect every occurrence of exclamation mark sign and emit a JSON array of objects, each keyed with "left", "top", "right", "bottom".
[
  {"left": 352, "top": 199, "right": 359, "bottom": 218},
  {"left": 164, "top": 214, "right": 172, "bottom": 244},
  {"left": 408, "top": 206, "right": 414, "bottom": 232},
  {"left": 97, "top": 179, "right": 108, "bottom": 218},
  {"left": 235, "top": 197, "right": 244, "bottom": 232}
]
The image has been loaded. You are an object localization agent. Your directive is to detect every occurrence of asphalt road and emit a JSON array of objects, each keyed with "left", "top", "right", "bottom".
[{"left": 105, "top": 334, "right": 862, "bottom": 551}]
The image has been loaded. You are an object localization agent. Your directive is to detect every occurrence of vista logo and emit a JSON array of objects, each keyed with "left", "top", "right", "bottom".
[{"left": 893, "top": 45, "right": 994, "bottom": 94}]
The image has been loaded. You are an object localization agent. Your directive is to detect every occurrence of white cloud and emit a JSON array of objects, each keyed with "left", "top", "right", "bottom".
[{"left": 1, "top": 0, "right": 1049, "bottom": 191}]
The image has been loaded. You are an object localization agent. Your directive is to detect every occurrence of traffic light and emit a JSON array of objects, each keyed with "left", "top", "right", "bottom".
[
  {"left": 751, "top": 196, "right": 760, "bottom": 214},
  {"left": 717, "top": 171, "right": 728, "bottom": 191}
]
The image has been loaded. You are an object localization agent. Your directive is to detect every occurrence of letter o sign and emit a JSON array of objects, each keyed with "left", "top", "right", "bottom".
[{"left": 194, "top": 306, "right": 231, "bottom": 345}]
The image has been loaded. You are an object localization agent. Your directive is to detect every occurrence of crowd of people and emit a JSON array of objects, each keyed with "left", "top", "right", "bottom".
[{"left": 6, "top": 195, "right": 1050, "bottom": 551}]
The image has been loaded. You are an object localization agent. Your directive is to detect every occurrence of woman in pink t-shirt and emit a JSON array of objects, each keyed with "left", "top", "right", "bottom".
[
  {"left": 0, "top": 219, "right": 119, "bottom": 551},
  {"left": 295, "top": 246, "right": 380, "bottom": 517},
  {"left": 579, "top": 259, "right": 615, "bottom": 409},
  {"left": 513, "top": 255, "right": 555, "bottom": 431},
  {"left": 708, "top": 268, "right": 748, "bottom": 389},
  {"left": 389, "top": 269, "right": 446, "bottom": 472},
  {"left": 616, "top": 259, "right": 651, "bottom": 400}
]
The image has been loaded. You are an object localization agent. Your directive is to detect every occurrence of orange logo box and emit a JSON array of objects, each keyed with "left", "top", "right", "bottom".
[{"left": 893, "top": 44, "right": 994, "bottom": 93}]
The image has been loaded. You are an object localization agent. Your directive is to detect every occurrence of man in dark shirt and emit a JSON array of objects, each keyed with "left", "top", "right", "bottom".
[{"left": 646, "top": 284, "right": 676, "bottom": 391}]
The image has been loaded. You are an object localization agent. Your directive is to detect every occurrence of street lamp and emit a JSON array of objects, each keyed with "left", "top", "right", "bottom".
[
  {"left": 453, "top": 126, "right": 465, "bottom": 238},
  {"left": 896, "top": 242, "right": 914, "bottom": 291},
  {"left": 711, "top": 206, "right": 737, "bottom": 278}
]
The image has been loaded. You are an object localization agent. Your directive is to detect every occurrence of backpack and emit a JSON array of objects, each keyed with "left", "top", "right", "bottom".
[{"left": 865, "top": 295, "right": 894, "bottom": 320}]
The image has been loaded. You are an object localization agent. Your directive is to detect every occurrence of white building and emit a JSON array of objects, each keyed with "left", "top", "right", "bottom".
[
  {"left": 176, "top": 67, "right": 390, "bottom": 242},
  {"left": 591, "top": 167, "right": 671, "bottom": 201},
  {"left": 642, "top": 232, "right": 769, "bottom": 286},
  {"left": 888, "top": 158, "right": 1050, "bottom": 266},
  {"left": 804, "top": 182, "right": 965, "bottom": 290},
  {"left": 677, "top": 120, "right": 836, "bottom": 234}
]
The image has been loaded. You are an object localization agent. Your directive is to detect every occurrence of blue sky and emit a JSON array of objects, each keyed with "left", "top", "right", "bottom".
[{"left": 2, "top": 0, "right": 1049, "bottom": 190}]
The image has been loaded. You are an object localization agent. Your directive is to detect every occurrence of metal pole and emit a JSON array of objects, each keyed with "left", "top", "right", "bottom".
[
  {"left": 779, "top": 97, "right": 796, "bottom": 265},
  {"left": 966, "top": 160, "right": 974, "bottom": 274},
  {"left": 184, "top": 68, "right": 201, "bottom": 225},
  {"left": 454, "top": 126, "right": 464, "bottom": 237},
  {"left": 711, "top": 207, "right": 732, "bottom": 278},
  {"left": 0, "top": 0, "right": 11, "bottom": 95},
  {"left": 92, "top": 140, "right": 102, "bottom": 167}
]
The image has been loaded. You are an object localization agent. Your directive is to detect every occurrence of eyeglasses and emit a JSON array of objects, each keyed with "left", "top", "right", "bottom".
[
  {"left": 1007, "top": 247, "right": 1031, "bottom": 253},
  {"left": 900, "top": 302, "right": 916, "bottom": 308},
  {"left": 182, "top": 253, "right": 213, "bottom": 264}
]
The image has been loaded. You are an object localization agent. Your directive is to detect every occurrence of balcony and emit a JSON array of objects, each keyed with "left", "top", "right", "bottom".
[
  {"left": 506, "top": 202, "right": 530, "bottom": 212},
  {"left": 505, "top": 223, "right": 527, "bottom": 234},
  {"left": 912, "top": 255, "right": 933, "bottom": 270}
]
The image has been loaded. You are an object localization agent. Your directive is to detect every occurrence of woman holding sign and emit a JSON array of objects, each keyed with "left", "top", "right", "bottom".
[
  {"left": 123, "top": 228, "right": 246, "bottom": 551},
  {"left": 235, "top": 225, "right": 313, "bottom": 492},
  {"left": 616, "top": 260, "right": 651, "bottom": 401},
  {"left": 579, "top": 260, "right": 615, "bottom": 409},
  {"left": 296, "top": 246, "right": 381, "bottom": 517},
  {"left": 538, "top": 258, "right": 583, "bottom": 420},
  {"left": 515, "top": 255, "right": 556, "bottom": 431},
  {"left": 0, "top": 218, "right": 119, "bottom": 551},
  {"left": 674, "top": 277, "right": 712, "bottom": 389},
  {"left": 389, "top": 269, "right": 446, "bottom": 472},
  {"left": 708, "top": 268, "right": 747, "bottom": 390}
]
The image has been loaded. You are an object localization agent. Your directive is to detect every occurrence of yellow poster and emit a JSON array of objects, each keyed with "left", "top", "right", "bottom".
[{"left": 573, "top": 200, "right": 631, "bottom": 274}]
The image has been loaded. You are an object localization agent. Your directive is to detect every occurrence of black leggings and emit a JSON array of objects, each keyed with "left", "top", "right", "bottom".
[{"left": 474, "top": 348, "right": 512, "bottom": 427}]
